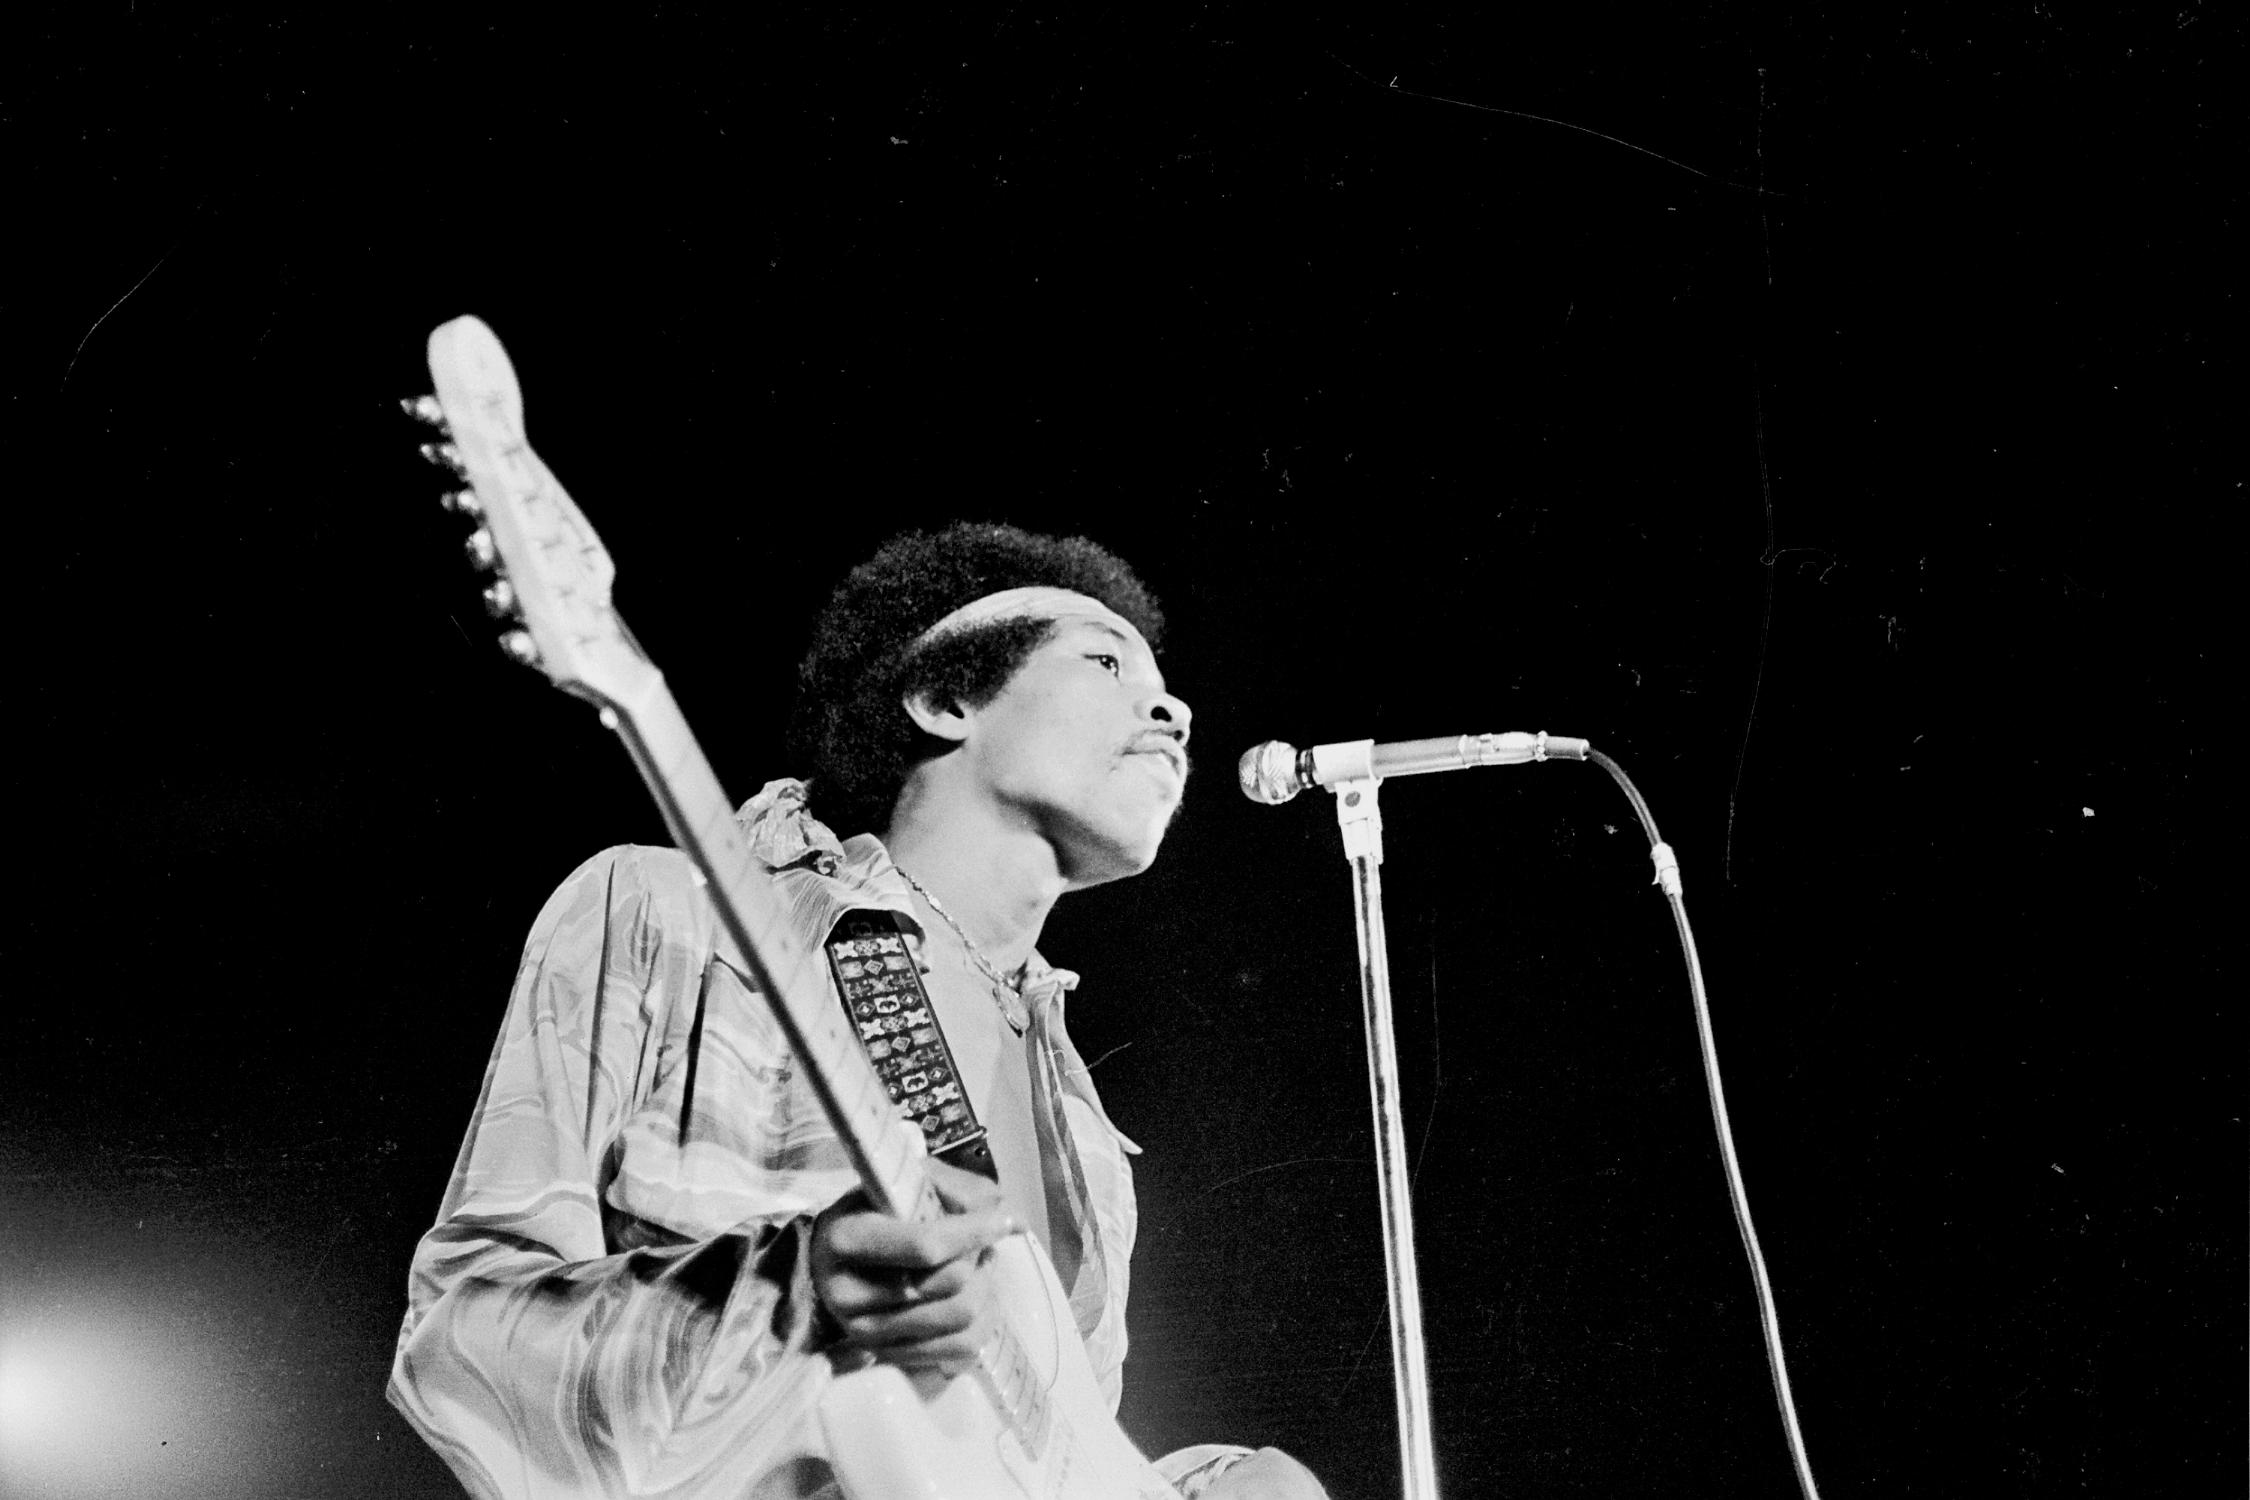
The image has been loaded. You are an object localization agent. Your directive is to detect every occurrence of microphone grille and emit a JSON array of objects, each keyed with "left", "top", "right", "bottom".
[{"left": 1237, "top": 741, "right": 1305, "bottom": 804}]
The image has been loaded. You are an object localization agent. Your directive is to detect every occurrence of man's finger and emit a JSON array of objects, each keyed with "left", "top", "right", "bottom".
[
  {"left": 820, "top": 1256, "right": 974, "bottom": 1317},
  {"left": 840, "top": 1296, "right": 981, "bottom": 1350},
  {"left": 823, "top": 1206, "right": 1018, "bottom": 1271},
  {"left": 925, "top": 1157, "right": 1006, "bottom": 1215}
]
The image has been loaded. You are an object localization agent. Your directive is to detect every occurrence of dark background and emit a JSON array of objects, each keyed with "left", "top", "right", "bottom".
[{"left": 4, "top": 5, "right": 2238, "bottom": 1497}]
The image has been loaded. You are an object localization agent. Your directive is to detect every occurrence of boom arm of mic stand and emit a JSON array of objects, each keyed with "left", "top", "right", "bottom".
[{"left": 1332, "top": 778, "right": 1443, "bottom": 1500}]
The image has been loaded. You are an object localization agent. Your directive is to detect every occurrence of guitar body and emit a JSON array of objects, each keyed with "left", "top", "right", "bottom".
[
  {"left": 414, "top": 314, "right": 1183, "bottom": 1500},
  {"left": 821, "top": 1235, "right": 1180, "bottom": 1500}
]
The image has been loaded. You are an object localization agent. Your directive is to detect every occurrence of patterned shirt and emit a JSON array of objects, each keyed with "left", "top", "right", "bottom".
[{"left": 385, "top": 811, "right": 1155, "bottom": 1498}]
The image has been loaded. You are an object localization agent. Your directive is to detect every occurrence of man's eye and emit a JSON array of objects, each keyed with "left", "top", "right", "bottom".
[{"left": 1089, "top": 653, "right": 1122, "bottom": 676}]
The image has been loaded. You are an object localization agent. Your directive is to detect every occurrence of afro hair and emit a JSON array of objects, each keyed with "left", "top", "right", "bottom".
[{"left": 786, "top": 522, "right": 1166, "bottom": 837}]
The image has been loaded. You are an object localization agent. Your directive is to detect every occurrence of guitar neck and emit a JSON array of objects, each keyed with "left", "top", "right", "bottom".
[{"left": 591, "top": 658, "right": 937, "bottom": 1222}]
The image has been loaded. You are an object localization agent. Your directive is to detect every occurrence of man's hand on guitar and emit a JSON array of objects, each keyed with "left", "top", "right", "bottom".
[{"left": 811, "top": 1158, "right": 1021, "bottom": 1377}]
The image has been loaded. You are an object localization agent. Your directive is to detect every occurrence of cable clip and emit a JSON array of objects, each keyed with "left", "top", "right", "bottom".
[{"left": 1648, "top": 840, "right": 1683, "bottom": 897}]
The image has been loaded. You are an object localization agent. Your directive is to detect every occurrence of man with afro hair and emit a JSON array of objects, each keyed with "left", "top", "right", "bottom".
[{"left": 390, "top": 523, "right": 1327, "bottom": 1497}]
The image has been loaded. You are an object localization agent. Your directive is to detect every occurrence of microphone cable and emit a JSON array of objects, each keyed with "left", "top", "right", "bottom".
[{"left": 1585, "top": 747, "right": 1825, "bottom": 1500}]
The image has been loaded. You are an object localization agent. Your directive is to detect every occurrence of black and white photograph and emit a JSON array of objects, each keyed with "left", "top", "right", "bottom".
[{"left": 3, "top": 6, "right": 2236, "bottom": 1497}]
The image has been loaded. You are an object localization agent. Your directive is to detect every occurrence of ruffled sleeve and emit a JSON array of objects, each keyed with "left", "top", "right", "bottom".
[{"left": 386, "top": 845, "right": 848, "bottom": 1499}]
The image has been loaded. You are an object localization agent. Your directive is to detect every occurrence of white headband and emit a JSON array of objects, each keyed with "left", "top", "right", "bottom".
[{"left": 912, "top": 586, "right": 1146, "bottom": 650}]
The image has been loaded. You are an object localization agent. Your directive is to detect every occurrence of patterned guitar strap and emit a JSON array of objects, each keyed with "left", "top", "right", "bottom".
[
  {"left": 821, "top": 909, "right": 999, "bottom": 1183},
  {"left": 821, "top": 909, "right": 1109, "bottom": 1327}
]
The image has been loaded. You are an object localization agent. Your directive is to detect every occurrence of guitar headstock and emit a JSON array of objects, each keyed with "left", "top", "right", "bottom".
[{"left": 408, "top": 315, "right": 657, "bottom": 712}]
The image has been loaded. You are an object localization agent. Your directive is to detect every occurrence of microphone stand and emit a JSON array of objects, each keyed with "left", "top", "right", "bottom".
[{"left": 1331, "top": 771, "right": 1442, "bottom": 1500}]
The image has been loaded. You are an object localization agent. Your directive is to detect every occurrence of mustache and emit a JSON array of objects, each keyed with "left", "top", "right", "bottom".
[{"left": 1125, "top": 734, "right": 1190, "bottom": 778}]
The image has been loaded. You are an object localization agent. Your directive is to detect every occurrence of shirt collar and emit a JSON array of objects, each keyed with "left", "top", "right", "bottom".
[
  {"left": 735, "top": 778, "right": 1125, "bottom": 1149},
  {"left": 737, "top": 777, "right": 1077, "bottom": 997}
]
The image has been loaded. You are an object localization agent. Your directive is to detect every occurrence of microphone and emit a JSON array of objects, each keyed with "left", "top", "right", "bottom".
[{"left": 1237, "top": 732, "right": 1591, "bottom": 804}]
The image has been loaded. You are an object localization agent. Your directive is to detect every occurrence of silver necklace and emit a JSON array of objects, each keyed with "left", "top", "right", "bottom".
[{"left": 894, "top": 866, "right": 1031, "bottom": 1033}]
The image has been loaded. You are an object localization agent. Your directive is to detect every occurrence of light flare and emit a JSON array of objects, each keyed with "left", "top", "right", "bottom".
[{"left": 0, "top": 1294, "right": 253, "bottom": 1500}]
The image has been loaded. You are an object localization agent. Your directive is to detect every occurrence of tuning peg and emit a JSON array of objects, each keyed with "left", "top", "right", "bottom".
[
  {"left": 439, "top": 488, "right": 483, "bottom": 517},
  {"left": 419, "top": 441, "right": 465, "bottom": 474},
  {"left": 499, "top": 630, "right": 540, "bottom": 667},
  {"left": 400, "top": 395, "right": 448, "bottom": 428},
  {"left": 464, "top": 528, "right": 497, "bottom": 569},
  {"left": 481, "top": 578, "right": 519, "bottom": 619}
]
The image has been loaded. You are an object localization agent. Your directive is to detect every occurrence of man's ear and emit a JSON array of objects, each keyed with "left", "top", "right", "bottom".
[{"left": 901, "top": 689, "right": 973, "bottom": 744}]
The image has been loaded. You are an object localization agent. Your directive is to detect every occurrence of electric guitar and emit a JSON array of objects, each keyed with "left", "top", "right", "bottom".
[{"left": 410, "top": 315, "right": 1182, "bottom": 1500}]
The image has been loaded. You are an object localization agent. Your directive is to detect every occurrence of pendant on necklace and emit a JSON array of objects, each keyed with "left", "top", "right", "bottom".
[
  {"left": 989, "top": 978, "right": 1030, "bottom": 1035},
  {"left": 897, "top": 865, "right": 1034, "bottom": 1035}
]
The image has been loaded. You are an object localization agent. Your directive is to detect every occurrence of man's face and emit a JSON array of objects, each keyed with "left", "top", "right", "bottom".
[{"left": 954, "top": 616, "right": 1192, "bottom": 886}]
